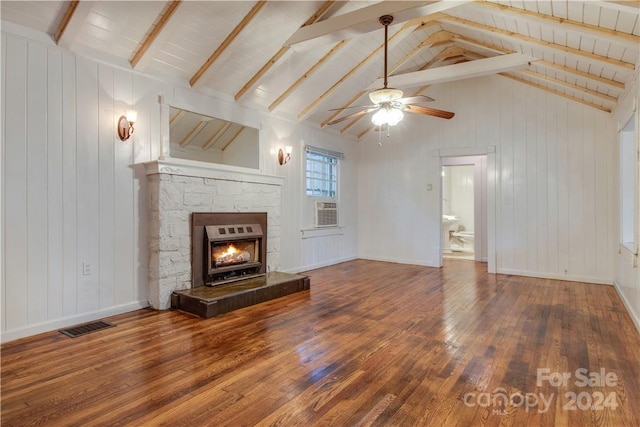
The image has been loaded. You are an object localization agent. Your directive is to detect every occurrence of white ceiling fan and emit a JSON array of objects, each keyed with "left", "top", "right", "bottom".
[{"left": 327, "top": 15, "right": 455, "bottom": 127}]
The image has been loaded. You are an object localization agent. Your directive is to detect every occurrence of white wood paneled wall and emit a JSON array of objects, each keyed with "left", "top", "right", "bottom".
[
  {"left": 1, "top": 33, "right": 162, "bottom": 341},
  {"left": 358, "top": 74, "right": 616, "bottom": 285},
  {"left": 1, "top": 31, "right": 360, "bottom": 341},
  {"left": 259, "top": 117, "right": 360, "bottom": 273},
  {"left": 612, "top": 70, "right": 640, "bottom": 332}
]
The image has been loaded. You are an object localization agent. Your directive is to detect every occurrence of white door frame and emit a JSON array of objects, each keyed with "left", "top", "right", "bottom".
[
  {"left": 433, "top": 146, "right": 497, "bottom": 274},
  {"left": 442, "top": 156, "right": 486, "bottom": 262}
]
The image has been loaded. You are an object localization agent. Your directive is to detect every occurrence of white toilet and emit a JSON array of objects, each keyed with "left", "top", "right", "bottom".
[
  {"left": 450, "top": 230, "right": 474, "bottom": 252},
  {"left": 442, "top": 215, "right": 459, "bottom": 251}
]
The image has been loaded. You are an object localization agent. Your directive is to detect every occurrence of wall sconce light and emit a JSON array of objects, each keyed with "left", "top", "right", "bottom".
[
  {"left": 117, "top": 110, "right": 137, "bottom": 141},
  {"left": 278, "top": 146, "right": 292, "bottom": 165}
]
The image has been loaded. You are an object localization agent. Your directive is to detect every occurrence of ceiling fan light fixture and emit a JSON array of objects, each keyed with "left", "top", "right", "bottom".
[
  {"left": 371, "top": 107, "right": 390, "bottom": 126},
  {"left": 371, "top": 105, "right": 403, "bottom": 126},
  {"left": 368, "top": 87, "right": 404, "bottom": 104},
  {"left": 387, "top": 107, "right": 403, "bottom": 126}
]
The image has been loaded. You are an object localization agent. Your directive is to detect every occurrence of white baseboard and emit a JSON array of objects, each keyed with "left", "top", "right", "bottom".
[
  {"left": 284, "top": 256, "right": 358, "bottom": 274},
  {"left": 613, "top": 279, "right": 640, "bottom": 334},
  {"left": 0, "top": 301, "right": 149, "bottom": 344},
  {"left": 357, "top": 255, "right": 437, "bottom": 268},
  {"left": 497, "top": 268, "right": 613, "bottom": 286}
]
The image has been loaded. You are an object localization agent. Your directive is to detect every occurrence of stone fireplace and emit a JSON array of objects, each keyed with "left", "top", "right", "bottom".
[{"left": 144, "top": 159, "right": 283, "bottom": 309}]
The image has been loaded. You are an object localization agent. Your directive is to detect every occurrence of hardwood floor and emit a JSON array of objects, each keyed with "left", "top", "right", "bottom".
[{"left": 2, "top": 259, "right": 639, "bottom": 426}]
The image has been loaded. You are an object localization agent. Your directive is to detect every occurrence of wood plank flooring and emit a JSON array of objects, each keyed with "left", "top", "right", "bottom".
[{"left": 2, "top": 259, "right": 639, "bottom": 426}]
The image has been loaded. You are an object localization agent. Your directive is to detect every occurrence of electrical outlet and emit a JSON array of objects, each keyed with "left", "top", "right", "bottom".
[{"left": 83, "top": 262, "right": 92, "bottom": 276}]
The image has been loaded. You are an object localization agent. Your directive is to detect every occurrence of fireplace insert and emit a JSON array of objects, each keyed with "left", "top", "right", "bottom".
[
  {"left": 191, "top": 212, "right": 268, "bottom": 287},
  {"left": 204, "top": 223, "right": 263, "bottom": 285}
]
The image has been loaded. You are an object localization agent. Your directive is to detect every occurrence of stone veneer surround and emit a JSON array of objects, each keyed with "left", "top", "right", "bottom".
[{"left": 144, "top": 159, "right": 284, "bottom": 309}]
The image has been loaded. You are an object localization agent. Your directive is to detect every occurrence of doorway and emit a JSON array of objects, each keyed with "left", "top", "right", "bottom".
[{"left": 441, "top": 156, "right": 488, "bottom": 262}]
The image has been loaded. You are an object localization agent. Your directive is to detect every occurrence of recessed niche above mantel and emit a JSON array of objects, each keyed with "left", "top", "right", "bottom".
[{"left": 169, "top": 107, "right": 259, "bottom": 170}]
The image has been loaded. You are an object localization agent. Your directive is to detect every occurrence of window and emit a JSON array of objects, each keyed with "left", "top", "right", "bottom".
[
  {"left": 305, "top": 146, "right": 343, "bottom": 198},
  {"left": 619, "top": 115, "right": 637, "bottom": 253}
]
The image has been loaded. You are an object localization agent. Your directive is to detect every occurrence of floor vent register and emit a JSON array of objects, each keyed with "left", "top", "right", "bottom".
[{"left": 59, "top": 320, "right": 114, "bottom": 338}]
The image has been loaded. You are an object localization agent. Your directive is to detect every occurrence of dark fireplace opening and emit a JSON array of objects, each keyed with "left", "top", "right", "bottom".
[
  {"left": 192, "top": 212, "right": 267, "bottom": 288},
  {"left": 204, "top": 223, "right": 263, "bottom": 285}
]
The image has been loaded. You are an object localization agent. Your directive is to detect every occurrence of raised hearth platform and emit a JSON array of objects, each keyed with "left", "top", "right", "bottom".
[{"left": 171, "top": 272, "right": 310, "bottom": 319}]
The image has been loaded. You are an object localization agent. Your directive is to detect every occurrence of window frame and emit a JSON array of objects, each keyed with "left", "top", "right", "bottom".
[
  {"left": 619, "top": 113, "right": 639, "bottom": 255},
  {"left": 305, "top": 148, "right": 340, "bottom": 199}
]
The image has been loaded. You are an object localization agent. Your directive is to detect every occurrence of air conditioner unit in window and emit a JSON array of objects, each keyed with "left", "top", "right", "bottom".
[{"left": 315, "top": 201, "right": 338, "bottom": 227}]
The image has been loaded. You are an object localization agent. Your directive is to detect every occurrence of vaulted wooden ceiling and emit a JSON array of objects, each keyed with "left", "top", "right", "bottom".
[{"left": 2, "top": 1, "right": 638, "bottom": 140}]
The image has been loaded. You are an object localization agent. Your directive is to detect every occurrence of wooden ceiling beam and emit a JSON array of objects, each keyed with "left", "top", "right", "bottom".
[
  {"left": 371, "top": 52, "right": 536, "bottom": 89},
  {"left": 458, "top": 46, "right": 619, "bottom": 104},
  {"left": 235, "top": 1, "right": 336, "bottom": 101},
  {"left": 439, "top": 15, "right": 635, "bottom": 71},
  {"left": 500, "top": 73, "right": 611, "bottom": 113},
  {"left": 430, "top": 39, "right": 454, "bottom": 48},
  {"left": 388, "top": 31, "right": 454, "bottom": 75},
  {"left": 404, "top": 12, "right": 447, "bottom": 29},
  {"left": 534, "top": 60, "right": 625, "bottom": 91},
  {"left": 54, "top": 0, "right": 79, "bottom": 43},
  {"left": 477, "top": 1, "right": 640, "bottom": 48},
  {"left": 285, "top": 2, "right": 469, "bottom": 48},
  {"left": 130, "top": 0, "right": 182, "bottom": 69},
  {"left": 442, "top": 46, "right": 469, "bottom": 61},
  {"left": 452, "top": 34, "right": 626, "bottom": 91},
  {"left": 269, "top": 39, "right": 348, "bottom": 112},
  {"left": 56, "top": 0, "right": 94, "bottom": 49},
  {"left": 518, "top": 69, "right": 618, "bottom": 103},
  {"left": 190, "top": 1, "right": 266, "bottom": 87}
]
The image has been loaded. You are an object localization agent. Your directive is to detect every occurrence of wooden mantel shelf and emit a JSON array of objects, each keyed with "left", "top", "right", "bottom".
[{"left": 143, "top": 157, "right": 284, "bottom": 186}]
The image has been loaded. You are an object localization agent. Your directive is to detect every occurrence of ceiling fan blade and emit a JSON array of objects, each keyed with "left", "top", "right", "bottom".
[
  {"left": 396, "top": 95, "right": 434, "bottom": 104},
  {"left": 405, "top": 104, "right": 455, "bottom": 119},
  {"left": 329, "top": 103, "right": 377, "bottom": 112},
  {"left": 327, "top": 107, "right": 379, "bottom": 126}
]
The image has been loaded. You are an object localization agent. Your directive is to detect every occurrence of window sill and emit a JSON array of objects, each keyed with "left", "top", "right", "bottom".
[
  {"left": 301, "top": 227, "right": 344, "bottom": 239},
  {"left": 620, "top": 242, "right": 638, "bottom": 256}
]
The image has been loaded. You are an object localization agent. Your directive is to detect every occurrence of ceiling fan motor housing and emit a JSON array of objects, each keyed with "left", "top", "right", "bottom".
[{"left": 368, "top": 87, "right": 404, "bottom": 104}]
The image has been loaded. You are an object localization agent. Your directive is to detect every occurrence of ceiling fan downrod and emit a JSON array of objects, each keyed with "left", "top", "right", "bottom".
[{"left": 379, "top": 15, "right": 394, "bottom": 89}]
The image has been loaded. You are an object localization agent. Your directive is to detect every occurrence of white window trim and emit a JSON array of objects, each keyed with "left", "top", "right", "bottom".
[
  {"left": 305, "top": 146, "right": 342, "bottom": 199},
  {"left": 619, "top": 111, "right": 639, "bottom": 257}
]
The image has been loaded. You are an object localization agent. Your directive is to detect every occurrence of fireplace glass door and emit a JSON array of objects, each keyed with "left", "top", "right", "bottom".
[{"left": 203, "top": 223, "right": 264, "bottom": 286}]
